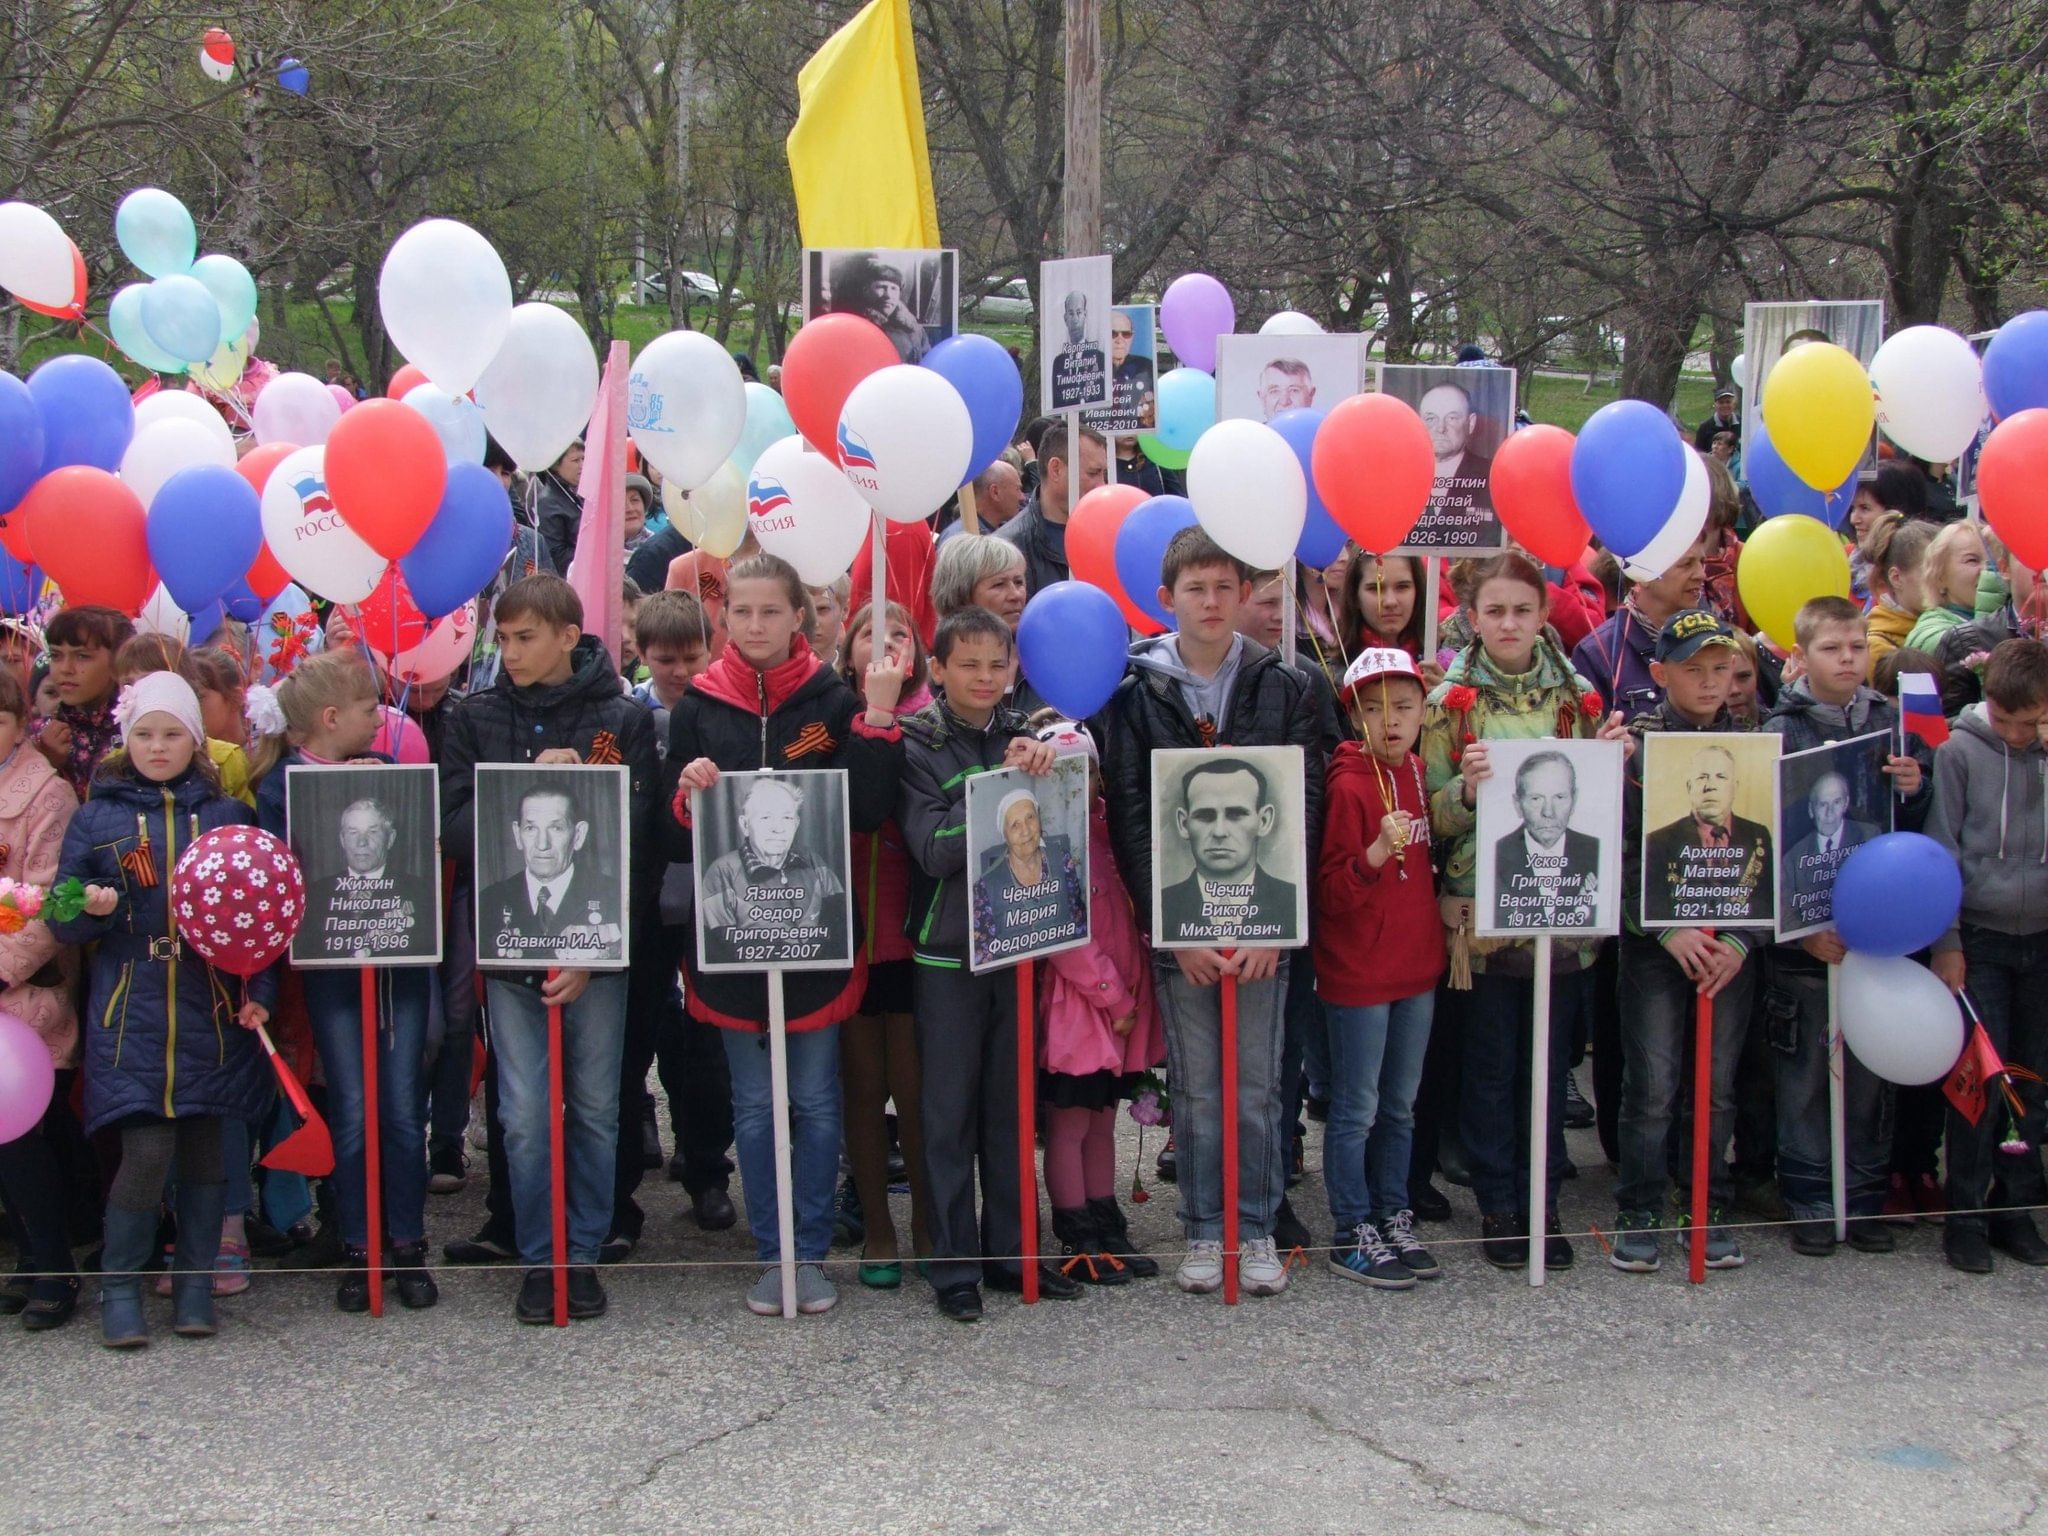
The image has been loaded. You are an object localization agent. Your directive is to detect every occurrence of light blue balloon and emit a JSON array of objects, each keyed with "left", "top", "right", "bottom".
[
  {"left": 140, "top": 273, "right": 223, "bottom": 364},
  {"left": 108, "top": 283, "right": 187, "bottom": 374},
  {"left": 1154, "top": 367, "right": 1217, "bottom": 452},
  {"left": 731, "top": 382, "right": 797, "bottom": 479},
  {"left": 114, "top": 188, "right": 197, "bottom": 279},
  {"left": 190, "top": 253, "right": 258, "bottom": 337}
]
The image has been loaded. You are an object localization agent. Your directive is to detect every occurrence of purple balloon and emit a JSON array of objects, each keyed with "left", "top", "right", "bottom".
[
  {"left": 922, "top": 334, "right": 1024, "bottom": 485},
  {"left": 1159, "top": 274, "right": 1235, "bottom": 375},
  {"left": 1115, "top": 494, "right": 1198, "bottom": 630},
  {"left": 0, "top": 1011, "right": 54, "bottom": 1145}
]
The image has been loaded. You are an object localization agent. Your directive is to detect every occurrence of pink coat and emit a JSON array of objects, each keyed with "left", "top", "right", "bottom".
[
  {"left": 1039, "top": 801, "right": 1164, "bottom": 1080},
  {"left": 0, "top": 747, "right": 79, "bottom": 1066}
]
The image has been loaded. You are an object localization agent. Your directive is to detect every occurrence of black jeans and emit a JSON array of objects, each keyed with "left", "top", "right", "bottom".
[
  {"left": 1458, "top": 964, "right": 1581, "bottom": 1216},
  {"left": 613, "top": 923, "right": 733, "bottom": 1240},
  {"left": 0, "top": 1070, "right": 77, "bottom": 1277},
  {"left": 914, "top": 963, "right": 1022, "bottom": 1291},
  {"left": 1944, "top": 926, "right": 2048, "bottom": 1235}
]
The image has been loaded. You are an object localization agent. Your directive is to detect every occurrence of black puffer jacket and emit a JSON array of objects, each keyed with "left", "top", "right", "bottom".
[
  {"left": 532, "top": 471, "right": 584, "bottom": 577},
  {"left": 897, "top": 696, "right": 1032, "bottom": 963},
  {"left": 1102, "top": 635, "right": 1325, "bottom": 937}
]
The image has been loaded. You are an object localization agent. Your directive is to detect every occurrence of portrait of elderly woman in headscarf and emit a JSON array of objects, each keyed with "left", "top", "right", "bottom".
[
  {"left": 827, "top": 252, "right": 931, "bottom": 364},
  {"left": 970, "top": 782, "right": 1085, "bottom": 969}
]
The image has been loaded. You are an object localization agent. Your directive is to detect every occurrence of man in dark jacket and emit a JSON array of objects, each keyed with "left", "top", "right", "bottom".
[
  {"left": 439, "top": 574, "right": 658, "bottom": 1325},
  {"left": 1693, "top": 388, "right": 1740, "bottom": 453},
  {"left": 993, "top": 419, "right": 1107, "bottom": 599}
]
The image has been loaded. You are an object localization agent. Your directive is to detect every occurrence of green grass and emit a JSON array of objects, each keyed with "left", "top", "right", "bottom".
[{"left": 1523, "top": 370, "right": 1717, "bottom": 432}]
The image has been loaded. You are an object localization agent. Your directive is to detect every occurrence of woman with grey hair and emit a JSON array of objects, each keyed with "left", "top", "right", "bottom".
[{"left": 931, "top": 535, "right": 1028, "bottom": 630}]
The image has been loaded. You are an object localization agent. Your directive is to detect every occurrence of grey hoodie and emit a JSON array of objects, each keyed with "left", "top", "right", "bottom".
[
  {"left": 1131, "top": 632, "right": 1245, "bottom": 732},
  {"left": 1927, "top": 704, "right": 2048, "bottom": 951}
]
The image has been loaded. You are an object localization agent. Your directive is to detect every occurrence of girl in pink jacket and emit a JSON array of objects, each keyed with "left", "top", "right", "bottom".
[{"left": 1034, "top": 719, "right": 1165, "bottom": 1284}]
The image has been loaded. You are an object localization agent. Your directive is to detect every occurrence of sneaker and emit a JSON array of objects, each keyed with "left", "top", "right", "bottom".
[
  {"left": 1610, "top": 1211, "right": 1662, "bottom": 1272},
  {"left": 427, "top": 1146, "right": 468, "bottom": 1195},
  {"left": 831, "top": 1177, "right": 864, "bottom": 1249},
  {"left": 1563, "top": 1073, "right": 1595, "bottom": 1129},
  {"left": 443, "top": 1230, "right": 515, "bottom": 1267},
  {"left": 1381, "top": 1209, "right": 1441, "bottom": 1279},
  {"left": 1271, "top": 1197, "right": 1312, "bottom": 1255},
  {"left": 1240, "top": 1235, "right": 1288, "bottom": 1296},
  {"left": 794, "top": 1263, "right": 838, "bottom": 1315},
  {"left": 1409, "top": 1181, "right": 1453, "bottom": 1223},
  {"left": 598, "top": 1232, "right": 636, "bottom": 1265},
  {"left": 1677, "top": 1208, "right": 1744, "bottom": 1269},
  {"left": 746, "top": 1265, "right": 786, "bottom": 1316},
  {"left": 1176, "top": 1239, "right": 1223, "bottom": 1294},
  {"left": 1328, "top": 1224, "right": 1415, "bottom": 1290},
  {"left": 1155, "top": 1135, "right": 1177, "bottom": 1184}
]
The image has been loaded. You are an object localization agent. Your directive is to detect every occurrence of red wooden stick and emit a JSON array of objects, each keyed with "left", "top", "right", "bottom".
[
  {"left": 1689, "top": 930, "right": 1714, "bottom": 1286},
  {"left": 360, "top": 967, "right": 383, "bottom": 1319},
  {"left": 1220, "top": 966, "right": 1240, "bottom": 1306},
  {"left": 1017, "top": 962, "right": 1038, "bottom": 1304},
  {"left": 547, "top": 966, "right": 568, "bottom": 1327}
]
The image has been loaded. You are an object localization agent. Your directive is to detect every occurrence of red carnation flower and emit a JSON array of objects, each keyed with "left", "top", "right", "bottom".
[
  {"left": 1581, "top": 691, "right": 1604, "bottom": 718},
  {"left": 1443, "top": 684, "right": 1478, "bottom": 713}
]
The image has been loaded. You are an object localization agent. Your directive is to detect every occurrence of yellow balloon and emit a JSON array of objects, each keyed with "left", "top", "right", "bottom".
[
  {"left": 1736, "top": 512, "right": 1850, "bottom": 651},
  {"left": 690, "top": 460, "right": 749, "bottom": 558},
  {"left": 1760, "top": 341, "right": 1874, "bottom": 491}
]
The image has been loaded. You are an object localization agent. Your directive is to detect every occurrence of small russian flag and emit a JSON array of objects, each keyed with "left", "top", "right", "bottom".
[{"left": 1900, "top": 671, "right": 1948, "bottom": 747}]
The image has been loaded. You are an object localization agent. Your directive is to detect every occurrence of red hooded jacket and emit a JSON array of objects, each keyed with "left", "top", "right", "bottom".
[{"left": 1313, "top": 741, "right": 1445, "bottom": 1007}]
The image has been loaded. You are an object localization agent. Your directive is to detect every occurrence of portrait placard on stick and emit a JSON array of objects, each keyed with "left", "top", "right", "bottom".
[
  {"left": 1774, "top": 731, "right": 1893, "bottom": 941},
  {"left": 1474, "top": 739, "right": 1624, "bottom": 938},
  {"left": 692, "top": 769, "right": 854, "bottom": 974},
  {"left": 1379, "top": 363, "right": 1514, "bottom": 554},
  {"left": 1215, "top": 333, "right": 1369, "bottom": 425},
  {"left": 474, "top": 763, "right": 631, "bottom": 970},
  {"left": 1083, "top": 304, "right": 1158, "bottom": 435},
  {"left": 1639, "top": 733, "right": 1781, "bottom": 930},
  {"left": 965, "top": 759, "right": 1091, "bottom": 972},
  {"left": 1040, "top": 255, "right": 1114, "bottom": 414},
  {"left": 286, "top": 764, "right": 443, "bottom": 967},
  {"left": 802, "top": 248, "right": 959, "bottom": 364},
  {"left": 1149, "top": 745, "right": 1308, "bottom": 950}
]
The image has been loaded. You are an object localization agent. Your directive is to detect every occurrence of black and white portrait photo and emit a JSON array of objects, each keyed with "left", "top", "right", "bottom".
[
  {"left": 692, "top": 769, "right": 854, "bottom": 974},
  {"left": 1742, "top": 299, "right": 1886, "bottom": 464},
  {"left": 965, "top": 758, "right": 1090, "bottom": 973},
  {"left": 286, "top": 764, "right": 442, "bottom": 966},
  {"left": 1474, "top": 739, "right": 1623, "bottom": 938},
  {"left": 474, "top": 764, "right": 631, "bottom": 970},
  {"left": 1379, "top": 363, "right": 1514, "bottom": 553},
  {"left": 1084, "top": 304, "right": 1158, "bottom": 435},
  {"left": 1040, "top": 255, "right": 1113, "bottom": 414},
  {"left": 1640, "top": 733, "right": 1781, "bottom": 930},
  {"left": 1215, "top": 334, "right": 1370, "bottom": 425},
  {"left": 1775, "top": 731, "right": 1894, "bottom": 941},
  {"left": 1150, "top": 746, "right": 1308, "bottom": 950},
  {"left": 802, "top": 248, "right": 959, "bottom": 364}
]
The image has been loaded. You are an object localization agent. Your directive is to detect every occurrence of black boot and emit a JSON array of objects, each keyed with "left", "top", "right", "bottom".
[
  {"left": 1050, "top": 1207, "right": 1129, "bottom": 1286},
  {"left": 392, "top": 1242, "right": 440, "bottom": 1308},
  {"left": 1087, "top": 1196, "right": 1159, "bottom": 1278},
  {"left": 335, "top": 1248, "right": 375, "bottom": 1313},
  {"left": 170, "top": 1182, "right": 226, "bottom": 1338},
  {"left": 98, "top": 1205, "right": 158, "bottom": 1349}
]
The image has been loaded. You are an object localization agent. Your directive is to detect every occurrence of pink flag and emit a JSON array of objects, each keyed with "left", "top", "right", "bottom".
[{"left": 570, "top": 340, "right": 630, "bottom": 670}]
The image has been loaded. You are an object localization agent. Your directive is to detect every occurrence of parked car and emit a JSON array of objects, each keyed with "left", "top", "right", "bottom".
[
  {"left": 640, "top": 270, "right": 730, "bottom": 306},
  {"left": 963, "top": 277, "right": 1032, "bottom": 321}
]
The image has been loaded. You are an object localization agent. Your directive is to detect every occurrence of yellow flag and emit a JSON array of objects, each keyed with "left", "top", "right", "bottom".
[{"left": 786, "top": 0, "right": 940, "bottom": 248}]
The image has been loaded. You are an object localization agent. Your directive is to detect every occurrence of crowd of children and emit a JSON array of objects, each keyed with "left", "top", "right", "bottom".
[{"left": 0, "top": 432, "right": 2044, "bottom": 1349}]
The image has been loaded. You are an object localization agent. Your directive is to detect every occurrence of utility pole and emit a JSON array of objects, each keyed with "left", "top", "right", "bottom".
[{"left": 1064, "top": 0, "right": 1101, "bottom": 258}]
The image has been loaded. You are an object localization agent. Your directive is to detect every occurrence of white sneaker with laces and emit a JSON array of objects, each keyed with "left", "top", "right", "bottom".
[
  {"left": 1241, "top": 1235, "right": 1289, "bottom": 1296},
  {"left": 1176, "top": 1239, "right": 1224, "bottom": 1293}
]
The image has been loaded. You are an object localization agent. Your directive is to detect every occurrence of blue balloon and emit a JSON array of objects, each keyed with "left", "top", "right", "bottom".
[
  {"left": 222, "top": 580, "right": 264, "bottom": 624},
  {"left": 1745, "top": 423, "right": 1856, "bottom": 525},
  {"left": 730, "top": 382, "right": 797, "bottom": 479},
  {"left": 1114, "top": 494, "right": 1197, "bottom": 630},
  {"left": 108, "top": 283, "right": 188, "bottom": 374},
  {"left": 1983, "top": 310, "right": 2048, "bottom": 422},
  {"left": 922, "top": 334, "right": 1023, "bottom": 484},
  {"left": 186, "top": 601, "right": 226, "bottom": 647},
  {"left": 140, "top": 273, "right": 223, "bottom": 365},
  {"left": 1568, "top": 400, "right": 1685, "bottom": 559},
  {"left": 277, "top": 58, "right": 310, "bottom": 96},
  {"left": 1018, "top": 581, "right": 1129, "bottom": 719},
  {"left": 1832, "top": 832, "right": 1963, "bottom": 957},
  {"left": 0, "top": 552, "right": 41, "bottom": 617},
  {"left": 114, "top": 188, "right": 197, "bottom": 279},
  {"left": 0, "top": 373, "right": 44, "bottom": 516},
  {"left": 1154, "top": 368, "right": 1217, "bottom": 452},
  {"left": 26, "top": 354, "right": 133, "bottom": 474},
  {"left": 402, "top": 461, "right": 515, "bottom": 619},
  {"left": 147, "top": 464, "right": 261, "bottom": 612},
  {"left": 1267, "top": 407, "right": 1346, "bottom": 566}
]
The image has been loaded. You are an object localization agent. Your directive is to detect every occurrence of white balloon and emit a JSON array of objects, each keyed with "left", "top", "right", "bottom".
[
  {"left": 0, "top": 202, "right": 74, "bottom": 309},
  {"left": 253, "top": 371, "right": 342, "bottom": 447},
  {"left": 133, "top": 391, "right": 235, "bottom": 460},
  {"left": 136, "top": 585, "right": 191, "bottom": 644},
  {"left": 472, "top": 303, "right": 598, "bottom": 471},
  {"left": 1623, "top": 447, "right": 1710, "bottom": 582},
  {"left": 1259, "top": 310, "right": 1323, "bottom": 337},
  {"left": 402, "top": 382, "right": 487, "bottom": 466},
  {"left": 1186, "top": 419, "right": 1307, "bottom": 570},
  {"left": 1871, "top": 325, "right": 1986, "bottom": 463},
  {"left": 121, "top": 418, "right": 235, "bottom": 509},
  {"left": 1838, "top": 952, "right": 1966, "bottom": 1086},
  {"left": 745, "top": 437, "right": 871, "bottom": 586},
  {"left": 258, "top": 445, "right": 387, "bottom": 604},
  {"left": 1730, "top": 352, "right": 1746, "bottom": 393},
  {"left": 628, "top": 331, "right": 745, "bottom": 491},
  {"left": 378, "top": 218, "right": 513, "bottom": 396},
  {"left": 836, "top": 365, "right": 973, "bottom": 524}
]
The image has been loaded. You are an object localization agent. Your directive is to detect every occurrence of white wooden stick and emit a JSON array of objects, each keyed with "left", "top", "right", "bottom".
[
  {"left": 1529, "top": 937, "right": 1552, "bottom": 1289},
  {"left": 1282, "top": 558, "right": 1298, "bottom": 669},
  {"left": 1828, "top": 962, "right": 1848, "bottom": 1243},
  {"left": 767, "top": 969, "right": 798, "bottom": 1319}
]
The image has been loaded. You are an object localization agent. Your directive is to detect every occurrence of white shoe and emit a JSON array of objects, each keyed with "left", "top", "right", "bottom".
[
  {"left": 1176, "top": 1239, "right": 1224, "bottom": 1293},
  {"left": 1241, "top": 1236, "right": 1289, "bottom": 1296}
]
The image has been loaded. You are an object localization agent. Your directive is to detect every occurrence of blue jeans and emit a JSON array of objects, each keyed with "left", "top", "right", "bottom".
[
  {"left": 722, "top": 1024, "right": 841, "bottom": 1263},
  {"left": 424, "top": 885, "right": 478, "bottom": 1159},
  {"left": 1459, "top": 965, "right": 1582, "bottom": 1215},
  {"left": 306, "top": 967, "right": 432, "bottom": 1247},
  {"left": 1323, "top": 992, "right": 1434, "bottom": 1231},
  {"left": 1765, "top": 956, "right": 1891, "bottom": 1220},
  {"left": 1615, "top": 934, "right": 1753, "bottom": 1214},
  {"left": 486, "top": 973, "right": 629, "bottom": 1266},
  {"left": 1153, "top": 955, "right": 1288, "bottom": 1242},
  {"left": 1943, "top": 926, "right": 2048, "bottom": 1235}
]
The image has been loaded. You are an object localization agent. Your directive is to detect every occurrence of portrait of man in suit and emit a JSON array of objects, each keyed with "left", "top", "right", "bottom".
[
  {"left": 288, "top": 764, "right": 442, "bottom": 966},
  {"left": 1774, "top": 732, "right": 1893, "bottom": 938},
  {"left": 481, "top": 783, "right": 624, "bottom": 965},
  {"left": 1491, "top": 750, "right": 1601, "bottom": 930},
  {"left": 1643, "top": 742, "right": 1776, "bottom": 927},
  {"left": 1158, "top": 755, "right": 1301, "bottom": 946}
]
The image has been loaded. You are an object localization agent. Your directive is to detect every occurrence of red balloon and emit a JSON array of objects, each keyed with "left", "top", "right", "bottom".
[
  {"left": 1977, "top": 408, "right": 2048, "bottom": 574},
  {"left": 0, "top": 504, "right": 31, "bottom": 563},
  {"left": 782, "top": 315, "right": 898, "bottom": 465},
  {"left": 1067, "top": 483, "right": 1161, "bottom": 636},
  {"left": 19, "top": 466, "right": 152, "bottom": 613},
  {"left": 235, "top": 441, "right": 299, "bottom": 600},
  {"left": 1490, "top": 424, "right": 1591, "bottom": 568},
  {"left": 16, "top": 240, "right": 86, "bottom": 322},
  {"left": 171, "top": 826, "right": 306, "bottom": 978},
  {"left": 1311, "top": 393, "right": 1435, "bottom": 553},
  {"left": 353, "top": 567, "right": 430, "bottom": 654},
  {"left": 386, "top": 363, "right": 428, "bottom": 400},
  {"left": 325, "top": 399, "right": 446, "bottom": 559}
]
